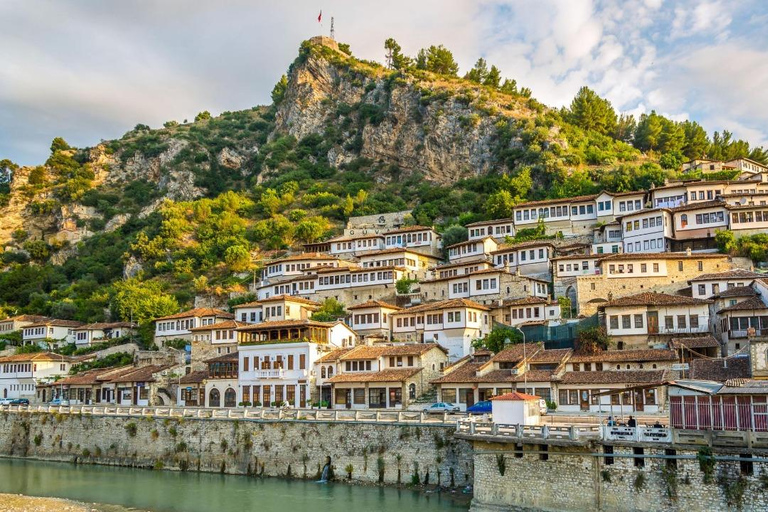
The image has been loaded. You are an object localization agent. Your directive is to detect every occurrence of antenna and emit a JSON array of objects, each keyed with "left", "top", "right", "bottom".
[{"left": 330, "top": 17, "right": 335, "bottom": 40}]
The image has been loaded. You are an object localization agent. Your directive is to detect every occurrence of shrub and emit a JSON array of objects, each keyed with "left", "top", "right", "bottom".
[{"left": 125, "top": 422, "right": 137, "bottom": 437}]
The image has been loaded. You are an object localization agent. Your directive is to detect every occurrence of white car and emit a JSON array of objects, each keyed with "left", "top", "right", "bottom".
[
  {"left": 0, "top": 398, "right": 12, "bottom": 405},
  {"left": 423, "top": 402, "right": 461, "bottom": 414}
]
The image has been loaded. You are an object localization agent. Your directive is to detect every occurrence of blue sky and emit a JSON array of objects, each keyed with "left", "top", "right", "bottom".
[{"left": 2, "top": 0, "right": 767, "bottom": 165}]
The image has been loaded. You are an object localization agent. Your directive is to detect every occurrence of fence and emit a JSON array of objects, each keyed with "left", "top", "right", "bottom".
[{"left": 0, "top": 403, "right": 458, "bottom": 426}]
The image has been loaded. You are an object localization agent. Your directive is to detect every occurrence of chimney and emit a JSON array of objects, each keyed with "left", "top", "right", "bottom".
[{"left": 686, "top": 247, "right": 692, "bottom": 256}]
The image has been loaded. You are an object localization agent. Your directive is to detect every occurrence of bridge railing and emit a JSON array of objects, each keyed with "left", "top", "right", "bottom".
[{"left": 0, "top": 403, "right": 458, "bottom": 426}]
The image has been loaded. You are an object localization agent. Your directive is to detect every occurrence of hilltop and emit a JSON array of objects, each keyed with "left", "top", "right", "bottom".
[{"left": 0, "top": 36, "right": 763, "bottom": 335}]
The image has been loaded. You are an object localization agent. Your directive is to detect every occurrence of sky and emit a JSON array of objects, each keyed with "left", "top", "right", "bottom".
[{"left": 2, "top": 0, "right": 768, "bottom": 166}]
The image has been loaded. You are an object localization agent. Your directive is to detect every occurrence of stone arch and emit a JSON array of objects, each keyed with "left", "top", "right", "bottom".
[{"left": 209, "top": 388, "right": 221, "bottom": 408}]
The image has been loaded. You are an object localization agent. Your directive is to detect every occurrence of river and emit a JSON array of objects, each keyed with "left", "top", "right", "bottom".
[{"left": 0, "top": 458, "right": 469, "bottom": 512}]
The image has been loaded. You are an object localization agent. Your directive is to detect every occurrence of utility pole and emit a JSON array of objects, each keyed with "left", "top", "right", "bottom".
[{"left": 330, "top": 17, "right": 335, "bottom": 40}]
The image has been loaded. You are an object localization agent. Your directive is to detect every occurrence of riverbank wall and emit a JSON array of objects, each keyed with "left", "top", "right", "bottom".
[
  {"left": 0, "top": 411, "right": 473, "bottom": 487},
  {"left": 469, "top": 440, "right": 768, "bottom": 512}
]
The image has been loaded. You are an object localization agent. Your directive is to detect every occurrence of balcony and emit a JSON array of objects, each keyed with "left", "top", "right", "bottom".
[
  {"left": 729, "top": 329, "right": 766, "bottom": 339},
  {"left": 253, "top": 369, "right": 284, "bottom": 379}
]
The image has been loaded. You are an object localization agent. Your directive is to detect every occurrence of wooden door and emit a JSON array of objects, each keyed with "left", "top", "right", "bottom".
[
  {"left": 647, "top": 312, "right": 659, "bottom": 334},
  {"left": 634, "top": 390, "right": 644, "bottom": 412},
  {"left": 580, "top": 390, "right": 590, "bottom": 411}
]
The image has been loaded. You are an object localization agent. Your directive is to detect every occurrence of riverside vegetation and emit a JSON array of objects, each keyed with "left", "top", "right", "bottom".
[{"left": 0, "top": 37, "right": 766, "bottom": 347}]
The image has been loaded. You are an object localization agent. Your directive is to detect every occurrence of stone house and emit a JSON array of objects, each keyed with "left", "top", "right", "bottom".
[
  {"left": 419, "top": 268, "right": 549, "bottom": 306},
  {"left": 103, "top": 365, "right": 173, "bottom": 406},
  {"left": 466, "top": 217, "right": 515, "bottom": 241},
  {"left": 490, "top": 240, "right": 554, "bottom": 278},
  {"left": 491, "top": 297, "right": 562, "bottom": 327},
  {"left": 689, "top": 269, "right": 764, "bottom": 299},
  {"left": 446, "top": 237, "right": 499, "bottom": 263},
  {"left": 325, "top": 343, "right": 448, "bottom": 410},
  {"left": 312, "top": 265, "right": 405, "bottom": 304},
  {"left": 188, "top": 319, "right": 246, "bottom": 366},
  {"left": 0, "top": 315, "right": 50, "bottom": 336},
  {"left": 314, "top": 347, "right": 355, "bottom": 405},
  {"left": 382, "top": 225, "right": 442, "bottom": 257}
]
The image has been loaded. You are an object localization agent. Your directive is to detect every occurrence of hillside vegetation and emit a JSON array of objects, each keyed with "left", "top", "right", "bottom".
[{"left": 0, "top": 37, "right": 765, "bottom": 343}]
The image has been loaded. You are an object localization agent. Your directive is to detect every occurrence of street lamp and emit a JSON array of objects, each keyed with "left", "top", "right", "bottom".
[{"left": 507, "top": 325, "right": 527, "bottom": 392}]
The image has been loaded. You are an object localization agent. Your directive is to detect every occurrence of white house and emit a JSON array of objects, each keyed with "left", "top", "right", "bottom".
[
  {"left": 0, "top": 352, "right": 73, "bottom": 401},
  {"left": 446, "top": 237, "right": 498, "bottom": 263},
  {"left": 71, "top": 322, "right": 137, "bottom": 347},
  {"left": 328, "top": 233, "right": 385, "bottom": 256},
  {"left": 619, "top": 208, "right": 672, "bottom": 253},
  {"left": 491, "top": 241, "right": 554, "bottom": 277},
  {"left": 391, "top": 298, "right": 491, "bottom": 360},
  {"left": 357, "top": 248, "right": 441, "bottom": 280},
  {"left": 689, "top": 270, "right": 764, "bottom": 299},
  {"left": 0, "top": 315, "right": 50, "bottom": 335},
  {"left": 236, "top": 319, "right": 358, "bottom": 407},
  {"left": 22, "top": 319, "right": 83, "bottom": 347},
  {"left": 466, "top": 218, "right": 515, "bottom": 241},
  {"left": 346, "top": 300, "right": 401, "bottom": 339},
  {"left": 154, "top": 308, "right": 234, "bottom": 345},
  {"left": 262, "top": 253, "right": 343, "bottom": 283},
  {"left": 601, "top": 292, "right": 711, "bottom": 349},
  {"left": 383, "top": 225, "right": 441, "bottom": 255}
]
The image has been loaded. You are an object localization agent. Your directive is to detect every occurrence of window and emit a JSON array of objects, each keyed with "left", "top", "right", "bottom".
[
  {"left": 677, "top": 315, "right": 687, "bottom": 329},
  {"left": 622, "top": 315, "right": 631, "bottom": 329},
  {"left": 678, "top": 261, "right": 683, "bottom": 271},
  {"left": 634, "top": 315, "right": 643, "bottom": 329},
  {"left": 690, "top": 315, "right": 699, "bottom": 329},
  {"left": 698, "top": 284, "right": 706, "bottom": 296},
  {"left": 653, "top": 263, "right": 659, "bottom": 272},
  {"left": 609, "top": 316, "right": 618, "bottom": 330},
  {"left": 665, "top": 316, "right": 674, "bottom": 330}
]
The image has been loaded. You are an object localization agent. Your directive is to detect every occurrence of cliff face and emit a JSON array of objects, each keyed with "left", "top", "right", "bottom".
[{"left": 273, "top": 43, "right": 532, "bottom": 184}]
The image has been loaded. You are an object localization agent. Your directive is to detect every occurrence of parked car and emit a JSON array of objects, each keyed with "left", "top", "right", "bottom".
[
  {"left": 539, "top": 399, "right": 548, "bottom": 415},
  {"left": 0, "top": 398, "right": 12, "bottom": 405},
  {"left": 49, "top": 398, "right": 70, "bottom": 406},
  {"left": 423, "top": 402, "right": 461, "bottom": 414},
  {"left": 466, "top": 400, "right": 492, "bottom": 414},
  {"left": 10, "top": 398, "right": 29, "bottom": 405}
]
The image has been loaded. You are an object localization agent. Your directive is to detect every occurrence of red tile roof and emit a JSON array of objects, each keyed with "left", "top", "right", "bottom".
[
  {"left": 155, "top": 308, "right": 234, "bottom": 321},
  {"left": 689, "top": 269, "right": 763, "bottom": 282},
  {"left": 718, "top": 296, "right": 767, "bottom": 313},
  {"left": 669, "top": 336, "right": 720, "bottom": 350},
  {"left": 327, "top": 367, "right": 422, "bottom": 383},
  {"left": 491, "top": 391, "right": 540, "bottom": 401},
  {"left": 559, "top": 370, "right": 666, "bottom": 385},
  {"left": 347, "top": 300, "right": 402, "bottom": 311},
  {"left": 568, "top": 349, "right": 677, "bottom": 363},
  {"left": 394, "top": 298, "right": 491, "bottom": 314},
  {"left": 189, "top": 320, "right": 248, "bottom": 332},
  {"left": 603, "top": 292, "right": 711, "bottom": 307},
  {"left": 339, "top": 343, "right": 446, "bottom": 360}
]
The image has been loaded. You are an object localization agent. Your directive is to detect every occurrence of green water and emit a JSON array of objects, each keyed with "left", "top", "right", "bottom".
[{"left": 0, "top": 458, "right": 469, "bottom": 511}]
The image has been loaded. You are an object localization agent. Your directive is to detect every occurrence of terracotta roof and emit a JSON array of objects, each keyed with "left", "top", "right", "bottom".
[
  {"left": 267, "top": 253, "right": 338, "bottom": 264},
  {"left": 491, "top": 240, "right": 555, "bottom": 254},
  {"left": 316, "top": 347, "right": 355, "bottom": 363},
  {"left": 718, "top": 378, "right": 768, "bottom": 394},
  {"left": 236, "top": 319, "right": 337, "bottom": 330},
  {"left": 465, "top": 217, "right": 515, "bottom": 227},
  {"left": 189, "top": 320, "right": 248, "bottom": 332},
  {"left": 394, "top": 298, "right": 491, "bottom": 314},
  {"left": 551, "top": 254, "right": 601, "bottom": 261},
  {"left": 384, "top": 225, "right": 436, "bottom": 235},
  {"left": 603, "top": 292, "right": 711, "bottom": 308},
  {"left": 559, "top": 370, "right": 666, "bottom": 385},
  {"left": 689, "top": 269, "right": 763, "bottom": 282},
  {"left": 56, "top": 368, "right": 120, "bottom": 386},
  {"left": 431, "top": 362, "right": 485, "bottom": 383},
  {"left": 598, "top": 252, "right": 728, "bottom": 262},
  {"left": 256, "top": 295, "right": 321, "bottom": 306},
  {"left": 569, "top": 349, "right": 677, "bottom": 363},
  {"left": 327, "top": 233, "right": 384, "bottom": 242},
  {"left": 24, "top": 319, "right": 84, "bottom": 328},
  {"left": 718, "top": 296, "right": 768, "bottom": 313},
  {"left": 358, "top": 248, "right": 440, "bottom": 258},
  {"left": 155, "top": 308, "right": 234, "bottom": 321},
  {"left": 0, "top": 315, "right": 50, "bottom": 324},
  {"left": 314, "top": 265, "right": 404, "bottom": 274},
  {"left": 347, "top": 300, "right": 402, "bottom": 311},
  {"left": 500, "top": 296, "right": 550, "bottom": 306},
  {"left": 205, "top": 351, "right": 239, "bottom": 363},
  {"left": 492, "top": 343, "right": 542, "bottom": 363},
  {"left": 446, "top": 236, "right": 495, "bottom": 249},
  {"left": 514, "top": 194, "right": 598, "bottom": 208},
  {"left": 690, "top": 357, "right": 751, "bottom": 382},
  {"left": 714, "top": 286, "right": 757, "bottom": 299},
  {"left": 327, "top": 367, "right": 422, "bottom": 383},
  {"left": 667, "top": 200, "right": 727, "bottom": 213},
  {"left": 109, "top": 365, "right": 169, "bottom": 383},
  {"left": 431, "top": 257, "right": 491, "bottom": 270},
  {"left": 340, "top": 343, "right": 446, "bottom": 360},
  {"left": 491, "top": 391, "right": 540, "bottom": 401},
  {"left": 529, "top": 348, "right": 573, "bottom": 364},
  {"left": 669, "top": 336, "right": 720, "bottom": 350},
  {"left": 73, "top": 322, "right": 137, "bottom": 331},
  {"left": 179, "top": 370, "right": 208, "bottom": 384},
  {"left": 0, "top": 352, "right": 75, "bottom": 363}
]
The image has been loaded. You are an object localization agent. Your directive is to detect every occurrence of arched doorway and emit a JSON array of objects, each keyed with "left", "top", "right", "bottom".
[
  {"left": 224, "top": 388, "right": 237, "bottom": 408},
  {"left": 209, "top": 388, "right": 221, "bottom": 407}
]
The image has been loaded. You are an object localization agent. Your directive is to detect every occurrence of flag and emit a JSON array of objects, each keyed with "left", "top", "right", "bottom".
[{"left": 318, "top": 10, "right": 322, "bottom": 22}]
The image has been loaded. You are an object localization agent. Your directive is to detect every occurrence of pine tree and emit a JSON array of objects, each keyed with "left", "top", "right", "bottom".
[
  {"left": 483, "top": 65, "right": 502, "bottom": 89},
  {"left": 464, "top": 58, "right": 488, "bottom": 83},
  {"left": 567, "top": 87, "right": 617, "bottom": 136}
]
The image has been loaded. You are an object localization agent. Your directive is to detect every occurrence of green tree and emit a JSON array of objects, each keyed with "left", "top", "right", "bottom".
[
  {"left": 483, "top": 65, "right": 502, "bottom": 89},
  {"left": 311, "top": 298, "right": 346, "bottom": 322},
  {"left": 681, "top": 120, "right": 709, "bottom": 159},
  {"left": 634, "top": 111, "right": 664, "bottom": 151},
  {"left": 574, "top": 326, "right": 611, "bottom": 354},
  {"left": 614, "top": 114, "right": 636, "bottom": 144},
  {"left": 418, "top": 45, "right": 459, "bottom": 76},
  {"left": 471, "top": 326, "right": 522, "bottom": 354},
  {"left": 567, "top": 86, "right": 617, "bottom": 136},
  {"left": 163, "top": 120, "right": 179, "bottom": 128},
  {"left": 259, "top": 188, "right": 281, "bottom": 216},
  {"left": 50, "top": 137, "right": 70, "bottom": 153},
  {"left": 194, "top": 111, "right": 211, "bottom": 122},
  {"left": 499, "top": 79, "right": 518, "bottom": 95},
  {"left": 464, "top": 58, "right": 488, "bottom": 83},
  {"left": 395, "top": 277, "right": 418, "bottom": 294},
  {"left": 441, "top": 225, "right": 468, "bottom": 249},
  {"left": 224, "top": 245, "right": 252, "bottom": 272},
  {"left": 384, "top": 38, "right": 409, "bottom": 70},
  {"left": 111, "top": 278, "right": 179, "bottom": 325},
  {"left": 23, "top": 240, "right": 50, "bottom": 261},
  {"left": 484, "top": 190, "right": 515, "bottom": 218},
  {"left": 294, "top": 218, "right": 327, "bottom": 243},
  {"left": 271, "top": 75, "right": 288, "bottom": 104},
  {"left": 715, "top": 230, "right": 737, "bottom": 253}
]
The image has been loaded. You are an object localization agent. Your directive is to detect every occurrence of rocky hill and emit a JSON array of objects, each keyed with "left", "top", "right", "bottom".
[{"left": 0, "top": 36, "right": 713, "bottom": 329}]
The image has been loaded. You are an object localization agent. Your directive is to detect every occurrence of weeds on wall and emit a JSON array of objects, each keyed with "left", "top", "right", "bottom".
[
  {"left": 697, "top": 447, "right": 716, "bottom": 484},
  {"left": 496, "top": 454, "right": 506, "bottom": 476},
  {"left": 633, "top": 473, "right": 646, "bottom": 491},
  {"left": 661, "top": 465, "right": 677, "bottom": 500}
]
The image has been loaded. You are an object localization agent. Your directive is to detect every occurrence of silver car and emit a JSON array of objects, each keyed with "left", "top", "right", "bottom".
[{"left": 423, "top": 402, "right": 461, "bottom": 414}]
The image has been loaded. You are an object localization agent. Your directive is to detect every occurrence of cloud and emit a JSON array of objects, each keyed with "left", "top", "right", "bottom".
[{"left": 0, "top": 0, "right": 766, "bottom": 165}]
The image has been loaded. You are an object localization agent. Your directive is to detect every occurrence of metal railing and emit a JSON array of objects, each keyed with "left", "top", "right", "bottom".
[
  {"left": 455, "top": 419, "right": 768, "bottom": 448},
  {"left": 0, "top": 404, "right": 458, "bottom": 426}
]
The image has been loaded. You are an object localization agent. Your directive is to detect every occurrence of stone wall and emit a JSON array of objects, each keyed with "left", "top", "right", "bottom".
[
  {"left": 0, "top": 412, "right": 473, "bottom": 488},
  {"left": 470, "top": 441, "right": 768, "bottom": 512}
]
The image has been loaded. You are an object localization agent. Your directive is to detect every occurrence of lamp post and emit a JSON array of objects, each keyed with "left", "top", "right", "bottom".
[{"left": 507, "top": 325, "right": 527, "bottom": 392}]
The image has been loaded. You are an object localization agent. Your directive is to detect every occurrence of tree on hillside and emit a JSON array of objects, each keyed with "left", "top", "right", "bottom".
[
  {"left": 441, "top": 225, "right": 468, "bottom": 249},
  {"left": 111, "top": 278, "right": 179, "bottom": 325},
  {"left": 484, "top": 190, "right": 515, "bottom": 218},
  {"left": 50, "top": 137, "right": 70, "bottom": 153},
  {"left": 634, "top": 111, "right": 664, "bottom": 151},
  {"left": 499, "top": 78, "right": 518, "bottom": 95},
  {"left": 311, "top": 298, "right": 346, "bottom": 322},
  {"left": 614, "top": 114, "right": 637, "bottom": 144},
  {"left": 416, "top": 45, "right": 459, "bottom": 76},
  {"left": 471, "top": 326, "right": 523, "bottom": 354},
  {"left": 194, "top": 111, "right": 211, "bottom": 122},
  {"left": 271, "top": 75, "right": 289, "bottom": 105},
  {"left": 464, "top": 58, "right": 488, "bottom": 83},
  {"left": 567, "top": 86, "right": 617, "bottom": 136},
  {"left": 681, "top": 120, "right": 709, "bottom": 159},
  {"left": 384, "top": 38, "right": 410, "bottom": 70},
  {"left": 224, "top": 245, "right": 252, "bottom": 272},
  {"left": 483, "top": 65, "right": 502, "bottom": 89},
  {"left": 574, "top": 326, "right": 611, "bottom": 354}
]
